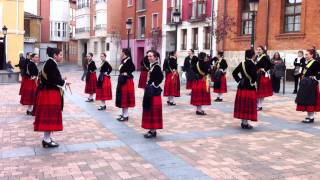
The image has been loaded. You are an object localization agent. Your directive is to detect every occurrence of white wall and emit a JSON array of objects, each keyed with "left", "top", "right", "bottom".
[
  {"left": 50, "top": 0, "right": 70, "bottom": 21},
  {"left": 24, "top": 0, "right": 38, "bottom": 15}
]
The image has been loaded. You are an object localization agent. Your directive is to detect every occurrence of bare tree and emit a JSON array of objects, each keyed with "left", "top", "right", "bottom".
[
  {"left": 206, "top": 12, "right": 236, "bottom": 52},
  {"left": 110, "top": 27, "right": 121, "bottom": 75},
  {"left": 146, "top": 27, "right": 162, "bottom": 52}
]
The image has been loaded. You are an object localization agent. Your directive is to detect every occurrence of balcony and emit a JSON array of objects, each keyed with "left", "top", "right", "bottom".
[
  {"left": 95, "top": 24, "right": 107, "bottom": 37},
  {"left": 75, "top": 27, "right": 90, "bottom": 40},
  {"left": 167, "top": 6, "right": 182, "bottom": 24},
  {"left": 188, "top": 0, "right": 208, "bottom": 22}
]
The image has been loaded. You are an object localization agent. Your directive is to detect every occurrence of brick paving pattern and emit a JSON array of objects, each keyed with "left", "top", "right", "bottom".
[{"left": 0, "top": 64, "right": 319, "bottom": 179}]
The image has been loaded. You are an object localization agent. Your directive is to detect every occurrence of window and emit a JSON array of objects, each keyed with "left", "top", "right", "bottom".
[
  {"left": 204, "top": 27, "right": 210, "bottom": 49},
  {"left": 94, "top": 41, "right": 98, "bottom": 53},
  {"left": 192, "top": 28, "right": 198, "bottom": 50},
  {"left": 284, "top": 0, "right": 302, "bottom": 32},
  {"left": 181, "top": 29, "right": 187, "bottom": 50},
  {"left": 137, "top": 0, "right": 145, "bottom": 10},
  {"left": 241, "top": 0, "right": 254, "bottom": 35},
  {"left": 106, "top": 43, "right": 110, "bottom": 51},
  {"left": 128, "top": 0, "right": 133, "bottom": 6},
  {"left": 101, "top": 40, "right": 105, "bottom": 52},
  {"left": 62, "top": 23, "right": 67, "bottom": 38},
  {"left": 77, "top": 0, "right": 90, "bottom": 9},
  {"left": 57, "top": 23, "right": 61, "bottom": 37},
  {"left": 96, "top": 0, "right": 105, "bottom": 3},
  {"left": 152, "top": 14, "right": 158, "bottom": 29},
  {"left": 24, "top": 19, "right": 30, "bottom": 37},
  {"left": 138, "top": 16, "right": 146, "bottom": 38}
]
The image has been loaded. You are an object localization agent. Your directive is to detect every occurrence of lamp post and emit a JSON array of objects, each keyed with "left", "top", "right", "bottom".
[
  {"left": 2, "top": 25, "right": 7, "bottom": 70},
  {"left": 249, "top": 0, "right": 259, "bottom": 49},
  {"left": 173, "top": 8, "right": 181, "bottom": 51},
  {"left": 126, "top": 19, "right": 132, "bottom": 50}
]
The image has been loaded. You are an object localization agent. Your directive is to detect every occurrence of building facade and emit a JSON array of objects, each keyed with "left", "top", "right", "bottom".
[
  {"left": 24, "top": 12, "right": 42, "bottom": 56},
  {"left": 121, "top": 0, "right": 163, "bottom": 70},
  {"left": 218, "top": 0, "right": 320, "bottom": 70},
  {"left": 0, "top": 0, "right": 24, "bottom": 69},
  {"left": 162, "top": 0, "right": 216, "bottom": 67},
  {"left": 75, "top": 0, "right": 123, "bottom": 68},
  {"left": 37, "top": 0, "right": 71, "bottom": 62}
]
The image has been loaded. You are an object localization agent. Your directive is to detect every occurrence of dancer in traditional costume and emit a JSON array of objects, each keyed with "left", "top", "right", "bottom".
[
  {"left": 190, "top": 52, "right": 211, "bottom": 115},
  {"left": 183, "top": 49, "right": 197, "bottom": 94},
  {"left": 233, "top": 49, "right": 258, "bottom": 129},
  {"left": 96, "top": 53, "right": 112, "bottom": 110},
  {"left": 296, "top": 49, "right": 320, "bottom": 123},
  {"left": 142, "top": 50, "right": 164, "bottom": 138},
  {"left": 20, "top": 53, "right": 39, "bottom": 115},
  {"left": 34, "top": 47, "right": 70, "bottom": 148},
  {"left": 85, "top": 53, "right": 97, "bottom": 102},
  {"left": 116, "top": 48, "right": 136, "bottom": 121},
  {"left": 163, "top": 51, "right": 180, "bottom": 106},
  {"left": 256, "top": 46, "right": 273, "bottom": 111},
  {"left": 138, "top": 52, "right": 150, "bottom": 88},
  {"left": 212, "top": 51, "right": 228, "bottom": 102}
]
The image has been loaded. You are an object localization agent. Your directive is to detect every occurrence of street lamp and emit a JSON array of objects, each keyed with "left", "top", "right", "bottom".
[
  {"left": 249, "top": 0, "right": 259, "bottom": 49},
  {"left": 173, "top": 8, "right": 181, "bottom": 51},
  {"left": 126, "top": 19, "right": 132, "bottom": 50},
  {"left": 2, "top": 25, "right": 7, "bottom": 70}
]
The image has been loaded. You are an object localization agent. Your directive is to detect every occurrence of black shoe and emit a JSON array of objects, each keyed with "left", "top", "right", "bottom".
[
  {"left": 42, "top": 140, "right": 59, "bottom": 148},
  {"left": 86, "top": 98, "right": 94, "bottom": 102},
  {"left": 196, "top": 111, "right": 207, "bottom": 116},
  {"left": 169, "top": 102, "right": 176, "bottom": 106},
  {"left": 144, "top": 131, "right": 157, "bottom": 138},
  {"left": 26, "top": 110, "right": 33, "bottom": 115},
  {"left": 302, "top": 118, "right": 314, "bottom": 124},
  {"left": 214, "top": 98, "right": 223, "bottom": 102},
  {"left": 98, "top": 105, "right": 106, "bottom": 111},
  {"left": 257, "top": 107, "right": 263, "bottom": 111},
  {"left": 241, "top": 123, "right": 253, "bottom": 129},
  {"left": 117, "top": 116, "right": 129, "bottom": 122}
]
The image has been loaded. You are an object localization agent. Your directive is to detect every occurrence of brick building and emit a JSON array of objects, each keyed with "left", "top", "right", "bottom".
[
  {"left": 75, "top": 0, "right": 123, "bottom": 67},
  {"left": 162, "top": 0, "right": 216, "bottom": 67},
  {"left": 218, "top": 0, "right": 320, "bottom": 70},
  {"left": 121, "top": 0, "right": 163, "bottom": 70}
]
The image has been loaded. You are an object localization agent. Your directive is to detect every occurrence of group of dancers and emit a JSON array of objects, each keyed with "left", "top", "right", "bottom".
[{"left": 18, "top": 45, "right": 320, "bottom": 148}]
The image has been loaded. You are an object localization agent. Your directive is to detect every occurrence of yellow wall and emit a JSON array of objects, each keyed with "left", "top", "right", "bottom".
[{"left": 0, "top": 0, "right": 24, "bottom": 68}]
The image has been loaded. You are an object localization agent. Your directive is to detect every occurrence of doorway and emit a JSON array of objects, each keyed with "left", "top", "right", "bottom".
[{"left": 137, "top": 47, "right": 144, "bottom": 71}]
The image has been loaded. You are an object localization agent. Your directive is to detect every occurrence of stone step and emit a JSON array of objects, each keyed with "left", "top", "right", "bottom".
[{"left": 0, "top": 70, "right": 20, "bottom": 83}]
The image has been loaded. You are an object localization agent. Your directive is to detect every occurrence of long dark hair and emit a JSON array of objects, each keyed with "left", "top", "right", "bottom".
[
  {"left": 198, "top": 52, "right": 207, "bottom": 61},
  {"left": 272, "top": 52, "right": 281, "bottom": 60},
  {"left": 122, "top": 48, "right": 132, "bottom": 59},
  {"left": 169, "top": 50, "right": 176, "bottom": 57},
  {"left": 245, "top": 49, "right": 255, "bottom": 60},
  {"left": 307, "top": 49, "right": 317, "bottom": 59},
  {"left": 47, "top": 47, "right": 61, "bottom": 58}
]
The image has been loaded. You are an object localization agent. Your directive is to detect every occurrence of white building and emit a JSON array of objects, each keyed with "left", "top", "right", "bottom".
[{"left": 162, "top": 0, "right": 218, "bottom": 67}]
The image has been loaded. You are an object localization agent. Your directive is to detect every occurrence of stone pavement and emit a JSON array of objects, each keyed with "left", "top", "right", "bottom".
[{"left": 0, "top": 64, "right": 319, "bottom": 179}]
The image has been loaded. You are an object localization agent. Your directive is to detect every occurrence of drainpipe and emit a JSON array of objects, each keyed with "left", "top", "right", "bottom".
[
  {"left": 265, "top": 0, "right": 269, "bottom": 48},
  {"left": 16, "top": 0, "right": 19, "bottom": 35},
  {"left": 221, "top": 0, "right": 227, "bottom": 51}
]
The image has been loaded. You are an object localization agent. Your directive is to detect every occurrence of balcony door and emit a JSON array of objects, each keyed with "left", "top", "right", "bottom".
[{"left": 0, "top": 38, "right": 5, "bottom": 70}]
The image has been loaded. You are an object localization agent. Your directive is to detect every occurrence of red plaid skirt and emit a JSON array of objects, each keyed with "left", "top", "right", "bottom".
[
  {"left": 164, "top": 72, "right": 180, "bottom": 97},
  {"left": 214, "top": 74, "right": 227, "bottom": 93},
  {"left": 256, "top": 76, "right": 273, "bottom": 98},
  {"left": 191, "top": 78, "right": 211, "bottom": 106},
  {"left": 19, "top": 76, "right": 27, "bottom": 95},
  {"left": 117, "top": 78, "right": 135, "bottom": 108},
  {"left": 234, "top": 89, "right": 257, "bottom": 121},
  {"left": 138, "top": 71, "right": 148, "bottom": 89},
  {"left": 85, "top": 73, "right": 97, "bottom": 94},
  {"left": 297, "top": 85, "right": 320, "bottom": 112},
  {"left": 96, "top": 76, "right": 112, "bottom": 101},
  {"left": 186, "top": 80, "right": 193, "bottom": 89},
  {"left": 20, "top": 78, "right": 37, "bottom": 105},
  {"left": 142, "top": 95, "right": 163, "bottom": 129},
  {"left": 34, "top": 89, "right": 63, "bottom": 131}
]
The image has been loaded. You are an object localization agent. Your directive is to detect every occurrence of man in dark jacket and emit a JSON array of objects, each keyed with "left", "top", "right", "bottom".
[{"left": 15, "top": 52, "right": 26, "bottom": 76}]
